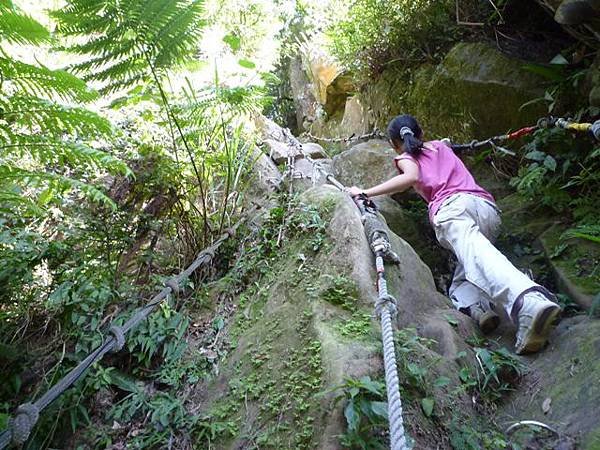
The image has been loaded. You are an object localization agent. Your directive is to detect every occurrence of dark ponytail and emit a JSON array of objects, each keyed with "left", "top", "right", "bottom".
[{"left": 387, "top": 114, "right": 424, "bottom": 157}]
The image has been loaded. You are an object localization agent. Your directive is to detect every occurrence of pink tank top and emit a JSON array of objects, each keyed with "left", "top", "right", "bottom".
[{"left": 395, "top": 140, "right": 495, "bottom": 223}]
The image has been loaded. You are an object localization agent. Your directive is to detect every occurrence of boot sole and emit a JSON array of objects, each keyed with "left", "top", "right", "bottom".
[
  {"left": 479, "top": 312, "right": 500, "bottom": 334},
  {"left": 516, "top": 305, "right": 561, "bottom": 354}
]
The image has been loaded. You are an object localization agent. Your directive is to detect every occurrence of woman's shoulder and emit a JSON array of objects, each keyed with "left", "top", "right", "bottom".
[{"left": 424, "top": 140, "right": 452, "bottom": 151}]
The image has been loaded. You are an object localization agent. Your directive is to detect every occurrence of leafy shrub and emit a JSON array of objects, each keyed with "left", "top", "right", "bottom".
[
  {"left": 0, "top": 2, "right": 130, "bottom": 214},
  {"left": 510, "top": 126, "right": 600, "bottom": 224},
  {"left": 327, "top": 0, "right": 456, "bottom": 79},
  {"left": 330, "top": 376, "right": 389, "bottom": 449}
]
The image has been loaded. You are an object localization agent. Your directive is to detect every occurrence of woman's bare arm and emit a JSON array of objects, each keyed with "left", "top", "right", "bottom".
[{"left": 358, "top": 159, "right": 419, "bottom": 197}]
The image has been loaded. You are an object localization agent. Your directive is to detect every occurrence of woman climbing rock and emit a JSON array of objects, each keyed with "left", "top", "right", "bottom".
[{"left": 346, "top": 114, "right": 561, "bottom": 354}]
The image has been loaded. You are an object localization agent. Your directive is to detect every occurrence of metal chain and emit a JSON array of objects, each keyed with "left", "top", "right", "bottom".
[
  {"left": 300, "top": 116, "right": 600, "bottom": 153},
  {"left": 304, "top": 129, "right": 387, "bottom": 144},
  {"left": 0, "top": 222, "right": 244, "bottom": 449},
  {"left": 450, "top": 116, "right": 600, "bottom": 153}
]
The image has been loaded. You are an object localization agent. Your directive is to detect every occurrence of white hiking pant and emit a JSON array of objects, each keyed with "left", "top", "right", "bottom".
[{"left": 432, "top": 193, "right": 539, "bottom": 316}]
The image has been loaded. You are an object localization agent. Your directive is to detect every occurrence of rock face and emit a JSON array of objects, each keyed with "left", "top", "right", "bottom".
[
  {"left": 192, "top": 186, "right": 479, "bottom": 449},
  {"left": 193, "top": 136, "right": 600, "bottom": 447},
  {"left": 244, "top": 146, "right": 283, "bottom": 208},
  {"left": 289, "top": 56, "right": 319, "bottom": 131},
  {"left": 331, "top": 139, "right": 397, "bottom": 188},
  {"left": 586, "top": 52, "right": 600, "bottom": 107},
  {"left": 539, "top": 226, "right": 599, "bottom": 309},
  {"left": 499, "top": 316, "right": 600, "bottom": 449},
  {"left": 407, "top": 42, "right": 549, "bottom": 140},
  {"left": 253, "top": 114, "right": 330, "bottom": 195},
  {"left": 306, "top": 42, "right": 551, "bottom": 143},
  {"left": 339, "top": 96, "right": 370, "bottom": 137},
  {"left": 493, "top": 193, "right": 599, "bottom": 311}
]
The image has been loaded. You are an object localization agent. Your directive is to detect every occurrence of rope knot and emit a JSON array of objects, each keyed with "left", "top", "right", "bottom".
[
  {"left": 375, "top": 293, "right": 398, "bottom": 318},
  {"left": 108, "top": 325, "right": 125, "bottom": 352},
  {"left": 225, "top": 227, "right": 236, "bottom": 238},
  {"left": 166, "top": 278, "right": 180, "bottom": 295},
  {"left": 371, "top": 236, "right": 401, "bottom": 264},
  {"left": 9, "top": 403, "right": 39, "bottom": 445}
]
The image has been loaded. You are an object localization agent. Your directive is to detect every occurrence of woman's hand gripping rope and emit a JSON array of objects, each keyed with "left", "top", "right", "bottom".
[{"left": 344, "top": 186, "right": 366, "bottom": 197}]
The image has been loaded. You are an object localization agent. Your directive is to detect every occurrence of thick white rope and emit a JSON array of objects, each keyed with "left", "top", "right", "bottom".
[
  {"left": 281, "top": 129, "right": 409, "bottom": 449},
  {"left": 376, "top": 254, "right": 409, "bottom": 450}
]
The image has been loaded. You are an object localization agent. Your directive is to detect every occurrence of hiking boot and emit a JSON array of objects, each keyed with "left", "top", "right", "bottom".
[
  {"left": 469, "top": 302, "right": 500, "bottom": 334},
  {"left": 515, "top": 292, "right": 561, "bottom": 355}
]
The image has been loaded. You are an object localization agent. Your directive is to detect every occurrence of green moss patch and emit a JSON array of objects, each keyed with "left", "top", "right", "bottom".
[{"left": 407, "top": 43, "right": 547, "bottom": 140}]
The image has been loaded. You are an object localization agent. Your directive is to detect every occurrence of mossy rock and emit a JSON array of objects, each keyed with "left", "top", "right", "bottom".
[
  {"left": 331, "top": 139, "right": 397, "bottom": 188},
  {"left": 190, "top": 186, "right": 480, "bottom": 448},
  {"left": 407, "top": 42, "right": 549, "bottom": 141},
  {"left": 498, "top": 316, "right": 600, "bottom": 449},
  {"left": 357, "top": 62, "right": 411, "bottom": 130},
  {"left": 539, "top": 225, "right": 599, "bottom": 308},
  {"left": 495, "top": 193, "right": 559, "bottom": 237}
]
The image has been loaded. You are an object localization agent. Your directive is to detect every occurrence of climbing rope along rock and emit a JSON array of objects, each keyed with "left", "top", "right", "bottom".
[
  {"left": 283, "top": 130, "right": 410, "bottom": 450},
  {"left": 0, "top": 222, "right": 244, "bottom": 449}
]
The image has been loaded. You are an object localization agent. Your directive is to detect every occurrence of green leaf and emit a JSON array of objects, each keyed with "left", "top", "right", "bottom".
[
  {"left": 459, "top": 367, "right": 471, "bottom": 382},
  {"left": 0, "top": 412, "right": 8, "bottom": 429},
  {"left": 358, "top": 376, "right": 384, "bottom": 396},
  {"left": 549, "top": 242, "right": 568, "bottom": 259},
  {"left": 370, "top": 401, "right": 388, "bottom": 418},
  {"left": 519, "top": 96, "right": 547, "bottom": 112},
  {"left": 344, "top": 400, "right": 360, "bottom": 432},
  {"left": 434, "top": 376, "right": 451, "bottom": 387},
  {"left": 443, "top": 314, "right": 458, "bottom": 327},
  {"left": 525, "top": 150, "right": 546, "bottom": 162},
  {"left": 37, "top": 188, "right": 54, "bottom": 206},
  {"left": 407, "top": 362, "right": 426, "bottom": 379},
  {"left": 421, "top": 397, "right": 434, "bottom": 417},
  {"left": 11, "top": 374, "right": 21, "bottom": 394},
  {"left": 589, "top": 293, "right": 600, "bottom": 318},
  {"left": 212, "top": 316, "right": 225, "bottom": 331},
  {"left": 238, "top": 58, "right": 256, "bottom": 69},
  {"left": 543, "top": 155, "right": 557, "bottom": 171},
  {"left": 522, "top": 63, "right": 565, "bottom": 82},
  {"left": 52, "top": 0, "right": 207, "bottom": 95},
  {"left": 0, "top": 4, "right": 52, "bottom": 45},
  {"left": 223, "top": 33, "right": 241, "bottom": 51}
]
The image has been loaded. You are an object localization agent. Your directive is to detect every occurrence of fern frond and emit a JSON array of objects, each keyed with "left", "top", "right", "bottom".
[
  {"left": 0, "top": 189, "right": 45, "bottom": 215},
  {"left": 0, "top": 1, "right": 52, "bottom": 46},
  {"left": 53, "top": 0, "right": 206, "bottom": 95},
  {"left": 1, "top": 94, "right": 113, "bottom": 138},
  {"left": 184, "top": 84, "right": 268, "bottom": 125},
  {"left": 0, "top": 57, "right": 98, "bottom": 103},
  {"left": 562, "top": 224, "right": 600, "bottom": 244},
  {"left": 2, "top": 136, "right": 130, "bottom": 176},
  {"left": 0, "top": 164, "right": 117, "bottom": 209}
]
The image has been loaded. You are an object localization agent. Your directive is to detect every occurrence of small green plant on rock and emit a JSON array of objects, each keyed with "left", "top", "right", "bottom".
[
  {"left": 330, "top": 376, "right": 389, "bottom": 449},
  {"left": 320, "top": 274, "right": 358, "bottom": 308},
  {"left": 457, "top": 347, "right": 525, "bottom": 405},
  {"left": 334, "top": 312, "right": 373, "bottom": 339},
  {"left": 449, "top": 419, "right": 509, "bottom": 450}
]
